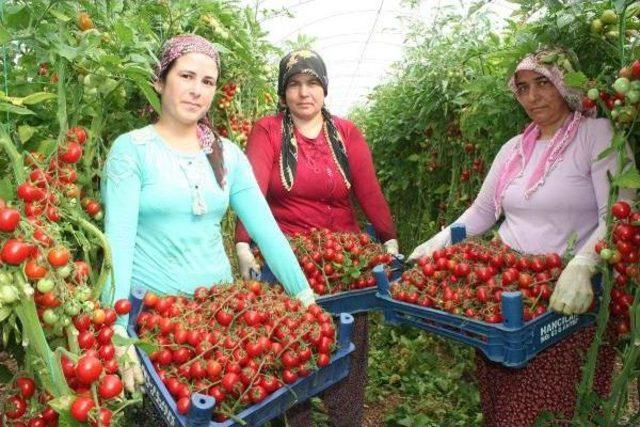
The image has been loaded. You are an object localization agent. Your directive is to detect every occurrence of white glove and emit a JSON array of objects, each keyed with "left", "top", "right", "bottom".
[
  {"left": 295, "top": 288, "right": 316, "bottom": 308},
  {"left": 383, "top": 239, "right": 399, "bottom": 255},
  {"left": 236, "top": 242, "right": 260, "bottom": 280},
  {"left": 113, "top": 325, "right": 144, "bottom": 393},
  {"left": 549, "top": 255, "right": 596, "bottom": 315},
  {"left": 407, "top": 227, "right": 451, "bottom": 262}
]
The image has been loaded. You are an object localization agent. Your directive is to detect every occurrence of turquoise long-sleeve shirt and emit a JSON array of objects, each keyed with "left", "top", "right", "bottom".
[{"left": 101, "top": 125, "right": 311, "bottom": 321}]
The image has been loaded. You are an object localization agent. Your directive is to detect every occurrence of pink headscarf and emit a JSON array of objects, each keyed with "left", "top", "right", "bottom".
[
  {"left": 493, "top": 48, "right": 595, "bottom": 218},
  {"left": 156, "top": 34, "right": 226, "bottom": 188}
]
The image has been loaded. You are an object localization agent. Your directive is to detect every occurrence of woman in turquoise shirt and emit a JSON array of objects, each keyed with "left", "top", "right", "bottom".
[{"left": 101, "top": 34, "right": 315, "bottom": 391}]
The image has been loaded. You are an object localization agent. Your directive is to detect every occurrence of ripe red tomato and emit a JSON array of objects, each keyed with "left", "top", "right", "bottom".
[
  {"left": 612, "top": 201, "right": 632, "bottom": 220},
  {"left": 73, "top": 314, "right": 91, "bottom": 332},
  {"left": 282, "top": 369, "right": 298, "bottom": 384},
  {"left": 75, "top": 355, "right": 103, "bottom": 384},
  {"left": 17, "top": 182, "right": 45, "bottom": 202},
  {"left": 67, "top": 126, "right": 88, "bottom": 145},
  {"left": 0, "top": 207, "right": 21, "bottom": 232},
  {"left": 15, "top": 377, "right": 36, "bottom": 399},
  {"left": 98, "top": 375, "right": 123, "bottom": 399},
  {"left": 59, "top": 142, "right": 83, "bottom": 164},
  {"left": 47, "top": 247, "right": 70, "bottom": 267},
  {"left": 85, "top": 201, "right": 102, "bottom": 217},
  {"left": 221, "top": 372, "right": 241, "bottom": 394},
  {"left": 24, "top": 260, "right": 47, "bottom": 280},
  {"left": 2, "top": 239, "right": 31, "bottom": 265},
  {"left": 250, "top": 385, "right": 268, "bottom": 403},
  {"left": 114, "top": 299, "right": 131, "bottom": 315},
  {"left": 5, "top": 395, "right": 27, "bottom": 419},
  {"left": 176, "top": 396, "right": 191, "bottom": 415},
  {"left": 91, "top": 408, "right": 113, "bottom": 427},
  {"left": 316, "top": 353, "right": 330, "bottom": 367},
  {"left": 70, "top": 396, "right": 95, "bottom": 422}
]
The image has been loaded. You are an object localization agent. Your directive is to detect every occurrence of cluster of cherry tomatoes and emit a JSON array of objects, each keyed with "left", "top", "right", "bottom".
[
  {"left": 137, "top": 280, "right": 338, "bottom": 421},
  {"left": 272, "top": 228, "right": 395, "bottom": 295},
  {"left": 392, "top": 238, "right": 564, "bottom": 323}
]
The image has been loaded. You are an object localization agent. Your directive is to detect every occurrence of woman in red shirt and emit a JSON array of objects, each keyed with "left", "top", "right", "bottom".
[{"left": 235, "top": 49, "right": 398, "bottom": 426}]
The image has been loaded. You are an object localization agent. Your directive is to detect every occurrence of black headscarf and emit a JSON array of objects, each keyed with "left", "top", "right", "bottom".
[{"left": 277, "top": 49, "right": 351, "bottom": 192}]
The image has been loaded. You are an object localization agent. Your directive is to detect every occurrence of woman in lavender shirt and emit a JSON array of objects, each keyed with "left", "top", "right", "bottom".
[{"left": 409, "top": 47, "right": 630, "bottom": 426}]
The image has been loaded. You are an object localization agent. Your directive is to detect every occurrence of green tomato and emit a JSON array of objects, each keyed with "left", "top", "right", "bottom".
[
  {"left": 52, "top": 323, "right": 65, "bottom": 337},
  {"left": 614, "top": 77, "right": 631, "bottom": 94},
  {"left": 36, "top": 278, "right": 55, "bottom": 293},
  {"left": 75, "top": 286, "right": 91, "bottom": 302},
  {"left": 82, "top": 301, "right": 95, "bottom": 312},
  {"left": 611, "top": 110, "right": 619, "bottom": 119},
  {"left": 601, "top": 9, "right": 618, "bottom": 25},
  {"left": 606, "top": 30, "right": 620, "bottom": 39},
  {"left": 0, "top": 285, "right": 18, "bottom": 304},
  {"left": 98, "top": 78, "right": 118, "bottom": 95},
  {"left": 62, "top": 317, "right": 71, "bottom": 327},
  {"left": 587, "top": 88, "right": 600, "bottom": 100},
  {"left": 57, "top": 265, "right": 72, "bottom": 279},
  {"left": 0, "top": 271, "right": 13, "bottom": 286},
  {"left": 591, "top": 18, "right": 604, "bottom": 33},
  {"left": 627, "top": 90, "right": 640, "bottom": 104},
  {"left": 42, "top": 309, "right": 58, "bottom": 325},
  {"left": 64, "top": 300, "right": 81, "bottom": 316},
  {"left": 600, "top": 248, "right": 613, "bottom": 260},
  {"left": 632, "top": 81, "right": 640, "bottom": 91}
]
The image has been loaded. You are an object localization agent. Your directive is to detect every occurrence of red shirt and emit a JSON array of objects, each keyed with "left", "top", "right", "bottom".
[{"left": 235, "top": 113, "right": 396, "bottom": 242}]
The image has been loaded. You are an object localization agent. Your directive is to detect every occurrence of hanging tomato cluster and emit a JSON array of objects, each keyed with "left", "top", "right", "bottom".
[
  {"left": 595, "top": 200, "right": 639, "bottom": 336},
  {"left": 583, "top": 59, "right": 640, "bottom": 125},
  {"left": 0, "top": 126, "right": 107, "bottom": 334},
  {"left": 3, "top": 376, "right": 59, "bottom": 426},
  {"left": 136, "top": 280, "right": 338, "bottom": 421},
  {"left": 259, "top": 229, "right": 395, "bottom": 295},
  {"left": 391, "top": 238, "right": 565, "bottom": 323}
]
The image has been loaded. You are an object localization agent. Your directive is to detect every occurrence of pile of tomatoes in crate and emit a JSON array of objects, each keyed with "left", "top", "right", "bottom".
[
  {"left": 137, "top": 280, "right": 339, "bottom": 421},
  {"left": 596, "top": 200, "right": 638, "bottom": 336},
  {"left": 284, "top": 228, "right": 395, "bottom": 295},
  {"left": 391, "top": 237, "right": 565, "bottom": 323}
]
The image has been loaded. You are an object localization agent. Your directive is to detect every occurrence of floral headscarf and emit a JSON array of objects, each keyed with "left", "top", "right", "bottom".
[
  {"left": 494, "top": 47, "right": 595, "bottom": 218},
  {"left": 156, "top": 34, "right": 226, "bottom": 194}
]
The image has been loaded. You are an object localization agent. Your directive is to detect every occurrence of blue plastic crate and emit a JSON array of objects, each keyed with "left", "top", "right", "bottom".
[
  {"left": 256, "top": 256, "right": 404, "bottom": 315},
  {"left": 126, "top": 288, "right": 355, "bottom": 427},
  {"left": 373, "top": 223, "right": 598, "bottom": 368},
  {"left": 374, "top": 265, "right": 597, "bottom": 368}
]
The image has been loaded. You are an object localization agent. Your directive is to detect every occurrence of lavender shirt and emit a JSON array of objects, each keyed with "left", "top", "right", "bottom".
[{"left": 458, "top": 117, "right": 616, "bottom": 256}]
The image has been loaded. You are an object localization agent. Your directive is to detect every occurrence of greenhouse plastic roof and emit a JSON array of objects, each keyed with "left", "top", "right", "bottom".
[{"left": 242, "top": 0, "right": 518, "bottom": 115}]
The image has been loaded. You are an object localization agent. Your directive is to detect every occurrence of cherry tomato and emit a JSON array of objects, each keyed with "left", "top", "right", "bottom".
[{"left": 70, "top": 396, "right": 95, "bottom": 422}]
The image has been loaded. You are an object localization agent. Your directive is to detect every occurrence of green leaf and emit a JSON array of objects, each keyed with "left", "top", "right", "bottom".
[
  {"left": 613, "top": 167, "right": 640, "bottom": 188},
  {"left": 0, "top": 102, "right": 34, "bottom": 115},
  {"left": 564, "top": 72, "right": 588, "bottom": 89},
  {"left": 114, "top": 20, "right": 134, "bottom": 45},
  {"left": 597, "top": 146, "right": 616, "bottom": 161},
  {"left": 111, "top": 334, "right": 138, "bottom": 347},
  {"left": 18, "top": 125, "right": 36, "bottom": 143},
  {"left": 36, "top": 139, "right": 59, "bottom": 157},
  {"left": 54, "top": 44, "right": 79, "bottom": 61},
  {"left": 407, "top": 154, "right": 420, "bottom": 162},
  {"left": 21, "top": 92, "right": 57, "bottom": 105},
  {"left": 132, "top": 78, "right": 161, "bottom": 114},
  {"left": 0, "top": 26, "right": 10, "bottom": 44},
  {"left": 49, "top": 9, "right": 71, "bottom": 22},
  {"left": 434, "top": 184, "right": 449, "bottom": 194},
  {"left": 47, "top": 394, "right": 74, "bottom": 412},
  {"left": 136, "top": 341, "right": 158, "bottom": 355}
]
